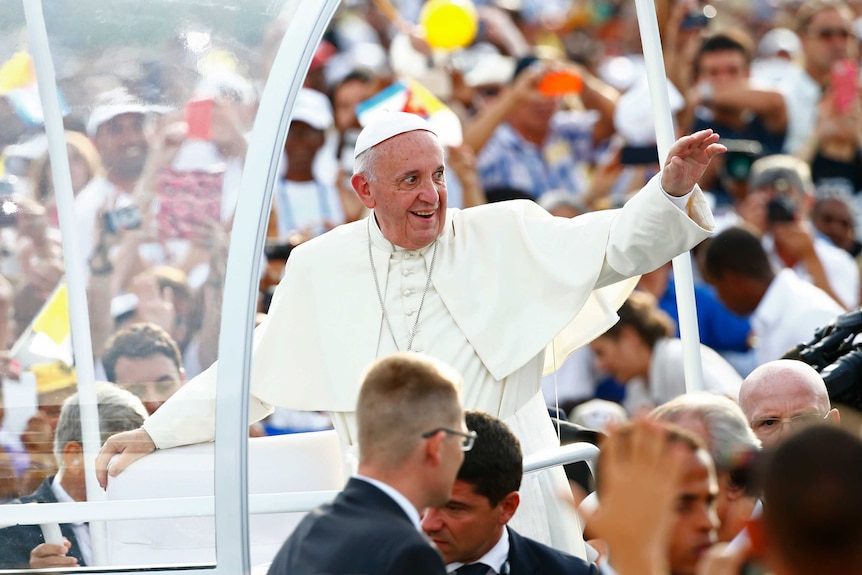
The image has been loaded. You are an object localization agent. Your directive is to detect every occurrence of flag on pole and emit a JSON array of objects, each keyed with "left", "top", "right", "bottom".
[
  {"left": 356, "top": 78, "right": 463, "bottom": 147},
  {"left": 10, "top": 281, "right": 74, "bottom": 372}
]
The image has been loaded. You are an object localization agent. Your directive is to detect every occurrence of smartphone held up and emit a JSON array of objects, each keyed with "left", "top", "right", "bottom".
[
  {"left": 831, "top": 59, "right": 859, "bottom": 114},
  {"left": 185, "top": 98, "right": 214, "bottom": 141},
  {"left": 538, "top": 69, "right": 582, "bottom": 97}
]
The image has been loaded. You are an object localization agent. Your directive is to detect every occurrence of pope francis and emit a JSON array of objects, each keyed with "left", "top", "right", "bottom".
[{"left": 97, "top": 112, "right": 724, "bottom": 557}]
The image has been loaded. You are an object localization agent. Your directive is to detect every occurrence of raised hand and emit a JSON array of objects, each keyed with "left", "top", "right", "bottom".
[{"left": 661, "top": 129, "right": 726, "bottom": 197}]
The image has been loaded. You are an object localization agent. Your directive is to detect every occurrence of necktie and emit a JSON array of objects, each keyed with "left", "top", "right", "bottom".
[{"left": 455, "top": 563, "right": 490, "bottom": 575}]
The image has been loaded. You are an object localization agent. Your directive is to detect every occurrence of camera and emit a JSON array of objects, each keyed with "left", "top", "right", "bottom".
[
  {"left": 0, "top": 194, "right": 19, "bottom": 228},
  {"left": 103, "top": 204, "right": 142, "bottom": 233},
  {"left": 783, "top": 309, "right": 862, "bottom": 410},
  {"left": 720, "top": 139, "right": 762, "bottom": 183},
  {"left": 620, "top": 145, "right": 659, "bottom": 166},
  {"left": 263, "top": 241, "right": 294, "bottom": 261},
  {"left": 766, "top": 195, "right": 797, "bottom": 223}
]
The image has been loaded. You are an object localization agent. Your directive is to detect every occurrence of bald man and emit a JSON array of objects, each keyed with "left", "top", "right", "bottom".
[{"left": 738, "top": 359, "right": 839, "bottom": 447}]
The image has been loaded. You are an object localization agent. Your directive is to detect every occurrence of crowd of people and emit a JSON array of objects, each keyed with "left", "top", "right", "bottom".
[{"left": 0, "top": 0, "right": 861, "bottom": 572}]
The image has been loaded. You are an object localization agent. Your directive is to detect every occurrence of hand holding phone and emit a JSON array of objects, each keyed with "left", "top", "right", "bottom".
[
  {"left": 538, "top": 69, "right": 583, "bottom": 97},
  {"left": 185, "top": 98, "right": 214, "bottom": 140}
]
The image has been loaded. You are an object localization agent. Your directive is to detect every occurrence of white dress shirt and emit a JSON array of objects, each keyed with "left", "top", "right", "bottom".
[
  {"left": 752, "top": 268, "right": 845, "bottom": 364},
  {"left": 447, "top": 527, "right": 509, "bottom": 574},
  {"left": 51, "top": 477, "right": 91, "bottom": 566}
]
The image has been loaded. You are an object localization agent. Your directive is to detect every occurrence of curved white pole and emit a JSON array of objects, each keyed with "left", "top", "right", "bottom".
[
  {"left": 633, "top": 0, "right": 705, "bottom": 392},
  {"left": 212, "top": 1, "right": 341, "bottom": 574},
  {"left": 23, "top": 0, "right": 108, "bottom": 564}
]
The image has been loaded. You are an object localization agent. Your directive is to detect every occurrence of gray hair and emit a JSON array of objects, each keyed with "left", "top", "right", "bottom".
[
  {"left": 54, "top": 382, "right": 148, "bottom": 464},
  {"left": 353, "top": 146, "right": 379, "bottom": 183},
  {"left": 651, "top": 392, "right": 761, "bottom": 472}
]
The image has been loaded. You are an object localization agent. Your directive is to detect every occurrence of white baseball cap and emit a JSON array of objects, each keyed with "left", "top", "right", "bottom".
[
  {"left": 757, "top": 28, "right": 801, "bottom": 59},
  {"left": 291, "top": 88, "right": 333, "bottom": 131},
  {"left": 86, "top": 87, "right": 150, "bottom": 136},
  {"left": 353, "top": 111, "right": 437, "bottom": 159}
]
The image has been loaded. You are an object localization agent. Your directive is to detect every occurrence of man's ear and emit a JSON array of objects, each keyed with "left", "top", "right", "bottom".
[
  {"left": 827, "top": 407, "right": 840, "bottom": 425},
  {"left": 351, "top": 173, "right": 376, "bottom": 209},
  {"left": 179, "top": 367, "right": 187, "bottom": 384},
  {"left": 424, "top": 430, "right": 445, "bottom": 466},
  {"left": 498, "top": 491, "right": 520, "bottom": 524},
  {"left": 62, "top": 441, "right": 84, "bottom": 473}
]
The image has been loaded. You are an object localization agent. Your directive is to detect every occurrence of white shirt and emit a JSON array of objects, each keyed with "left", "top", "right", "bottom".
[
  {"left": 272, "top": 179, "right": 345, "bottom": 239},
  {"left": 777, "top": 66, "right": 821, "bottom": 155},
  {"left": 353, "top": 474, "right": 421, "bottom": 532},
  {"left": 447, "top": 527, "right": 509, "bottom": 574},
  {"left": 622, "top": 338, "right": 743, "bottom": 416},
  {"left": 764, "top": 232, "right": 860, "bottom": 309},
  {"left": 51, "top": 476, "right": 91, "bottom": 567},
  {"left": 752, "top": 268, "right": 845, "bottom": 364}
]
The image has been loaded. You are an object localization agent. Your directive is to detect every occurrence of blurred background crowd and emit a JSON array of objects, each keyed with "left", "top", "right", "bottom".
[{"left": 0, "top": 0, "right": 860, "bottom": 530}]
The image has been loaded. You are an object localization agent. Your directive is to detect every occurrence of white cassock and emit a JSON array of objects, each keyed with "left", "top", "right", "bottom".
[{"left": 143, "top": 175, "right": 714, "bottom": 556}]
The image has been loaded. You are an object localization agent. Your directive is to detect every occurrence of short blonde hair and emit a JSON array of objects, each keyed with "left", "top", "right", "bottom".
[{"left": 356, "top": 353, "right": 463, "bottom": 467}]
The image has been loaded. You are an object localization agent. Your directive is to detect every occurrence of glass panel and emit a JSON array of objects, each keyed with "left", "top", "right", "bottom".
[{"left": 0, "top": 0, "right": 337, "bottom": 571}]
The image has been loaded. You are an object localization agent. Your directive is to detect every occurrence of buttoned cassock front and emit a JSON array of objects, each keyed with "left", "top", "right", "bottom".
[{"left": 143, "top": 174, "right": 714, "bottom": 555}]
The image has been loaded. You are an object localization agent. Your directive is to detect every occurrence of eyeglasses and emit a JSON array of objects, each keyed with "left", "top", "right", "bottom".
[
  {"left": 811, "top": 27, "right": 850, "bottom": 41},
  {"left": 422, "top": 427, "right": 478, "bottom": 452},
  {"left": 750, "top": 412, "right": 830, "bottom": 435}
]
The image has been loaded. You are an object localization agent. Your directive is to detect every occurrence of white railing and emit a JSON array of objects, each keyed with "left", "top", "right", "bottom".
[{"left": 0, "top": 442, "right": 599, "bottom": 529}]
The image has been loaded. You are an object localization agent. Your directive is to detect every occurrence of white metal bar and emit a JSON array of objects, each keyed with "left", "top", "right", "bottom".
[
  {"left": 22, "top": 0, "right": 108, "bottom": 564},
  {"left": 523, "top": 442, "right": 599, "bottom": 475},
  {"left": 1, "top": 440, "right": 600, "bottom": 528},
  {"left": 213, "top": 1, "right": 341, "bottom": 574},
  {"left": 633, "top": 0, "right": 705, "bottom": 393},
  {"left": 0, "top": 491, "right": 339, "bottom": 528}
]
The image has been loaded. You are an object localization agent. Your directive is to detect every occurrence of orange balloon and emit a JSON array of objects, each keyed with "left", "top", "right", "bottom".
[{"left": 420, "top": 0, "right": 478, "bottom": 51}]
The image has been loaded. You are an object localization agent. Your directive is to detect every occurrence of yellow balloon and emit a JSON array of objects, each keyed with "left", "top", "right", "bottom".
[{"left": 420, "top": 0, "right": 479, "bottom": 51}]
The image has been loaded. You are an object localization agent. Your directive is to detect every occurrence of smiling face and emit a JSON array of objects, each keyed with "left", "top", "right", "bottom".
[
  {"left": 352, "top": 130, "right": 447, "bottom": 250},
  {"left": 93, "top": 113, "right": 148, "bottom": 182}
]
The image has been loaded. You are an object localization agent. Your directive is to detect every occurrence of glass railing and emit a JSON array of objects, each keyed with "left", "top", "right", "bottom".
[{"left": 0, "top": 0, "right": 340, "bottom": 572}]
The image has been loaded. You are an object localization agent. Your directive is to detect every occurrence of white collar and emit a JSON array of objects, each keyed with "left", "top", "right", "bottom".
[
  {"left": 353, "top": 474, "right": 422, "bottom": 532},
  {"left": 367, "top": 213, "right": 440, "bottom": 255},
  {"left": 51, "top": 473, "right": 85, "bottom": 527},
  {"left": 447, "top": 525, "right": 510, "bottom": 574}
]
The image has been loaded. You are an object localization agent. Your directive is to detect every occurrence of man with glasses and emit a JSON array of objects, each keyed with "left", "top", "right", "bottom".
[
  {"left": 738, "top": 359, "right": 839, "bottom": 447},
  {"left": 267, "top": 353, "right": 470, "bottom": 575},
  {"left": 780, "top": 0, "right": 856, "bottom": 154}
]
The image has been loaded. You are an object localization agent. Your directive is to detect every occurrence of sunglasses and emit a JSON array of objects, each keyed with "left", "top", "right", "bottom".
[{"left": 811, "top": 27, "right": 850, "bottom": 41}]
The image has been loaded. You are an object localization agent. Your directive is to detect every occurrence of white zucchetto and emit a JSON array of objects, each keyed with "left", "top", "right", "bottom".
[{"left": 353, "top": 111, "right": 438, "bottom": 159}]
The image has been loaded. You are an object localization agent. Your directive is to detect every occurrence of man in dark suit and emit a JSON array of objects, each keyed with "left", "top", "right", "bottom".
[
  {"left": 267, "top": 353, "right": 473, "bottom": 575},
  {"left": 422, "top": 410, "right": 598, "bottom": 574},
  {"left": 0, "top": 383, "right": 148, "bottom": 569}
]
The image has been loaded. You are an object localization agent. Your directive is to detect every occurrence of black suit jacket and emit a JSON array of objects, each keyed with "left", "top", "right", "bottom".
[
  {"left": 507, "top": 527, "right": 598, "bottom": 575},
  {"left": 0, "top": 477, "right": 86, "bottom": 569},
  {"left": 267, "top": 477, "right": 446, "bottom": 575}
]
